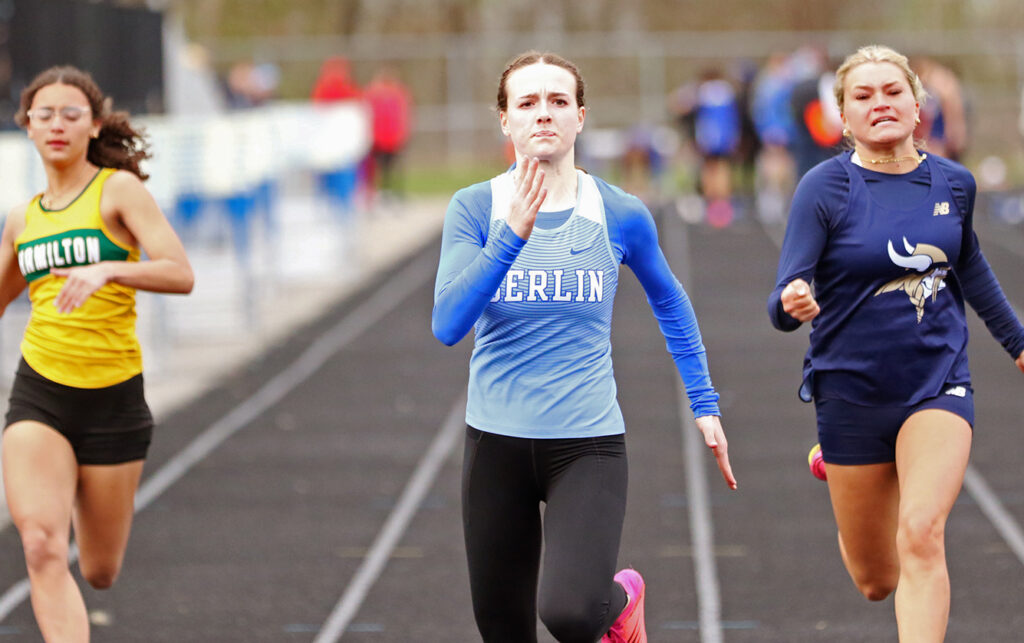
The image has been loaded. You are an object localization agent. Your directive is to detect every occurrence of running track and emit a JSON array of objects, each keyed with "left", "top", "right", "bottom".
[{"left": 0, "top": 210, "right": 1022, "bottom": 641}]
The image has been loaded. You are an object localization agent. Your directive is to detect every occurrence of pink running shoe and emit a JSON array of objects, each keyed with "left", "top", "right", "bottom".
[
  {"left": 808, "top": 443, "right": 827, "bottom": 481},
  {"left": 601, "top": 568, "right": 647, "bottom": 643}
]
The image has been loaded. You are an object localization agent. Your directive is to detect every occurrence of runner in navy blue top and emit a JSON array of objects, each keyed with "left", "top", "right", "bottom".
[
  {"left": 433, "top": 51, "right": 736, "bottom": 643},
  {"left": 768, "top": 45, "right": 1024, "bottom": 642}
]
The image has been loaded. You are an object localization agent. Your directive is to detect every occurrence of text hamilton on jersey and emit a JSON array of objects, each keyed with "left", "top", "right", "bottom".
[{"left": 18, "top": 234, "right": 103, "bottom": 281}]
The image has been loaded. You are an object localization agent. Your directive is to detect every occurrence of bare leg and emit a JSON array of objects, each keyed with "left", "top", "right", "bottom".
[
  {"left": 3, "top": 421, "right": 88, "bottom": 642},
  {"left": 824, "top": 460, "right": 900, "bottom": 601},
  {"left": 73, "top": 460, "right": 145, "bottom": 589},
  {"left": 893, "top": 410, "right": 971, "bottom": 643},
  {"left": 700, "top": 158, "right": 732, "bottom": 201}
]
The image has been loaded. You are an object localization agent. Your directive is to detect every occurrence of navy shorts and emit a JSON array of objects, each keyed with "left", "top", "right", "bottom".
[
  {"left": 4, "top": 358, "right": 154, "bottom": 465},
  {"left": 814, "top": 385, "right": 974, "bottom": 466}
]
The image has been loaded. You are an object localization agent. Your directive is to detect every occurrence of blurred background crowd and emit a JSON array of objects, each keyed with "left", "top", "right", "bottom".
[{"left": 3, "top": 0, "right": 1024, "bottom": 217}]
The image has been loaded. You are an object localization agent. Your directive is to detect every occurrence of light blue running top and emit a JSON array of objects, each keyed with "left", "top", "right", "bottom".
[{"left": 433, "top": 169, "right": 720, "bottom": 439}]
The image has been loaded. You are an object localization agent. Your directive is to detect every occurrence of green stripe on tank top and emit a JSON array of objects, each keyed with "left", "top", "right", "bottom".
[{"left": 17, "top": 229, "right": 129, "bottom": 283}]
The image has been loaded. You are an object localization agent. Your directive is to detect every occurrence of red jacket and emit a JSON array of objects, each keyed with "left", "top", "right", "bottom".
[{"left": 365, "top": 79, "right": 412, "bottom": 153}]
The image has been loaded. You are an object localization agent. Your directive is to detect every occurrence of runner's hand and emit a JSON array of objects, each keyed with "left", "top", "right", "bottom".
[
  {"left": 781, "top": 278, "right": 819, "bottom": 323},
  {"left": 51, "top": 263, "right": 112, "bottom": 313},
  {"left": 507, "top": 157, "right": 546, "bottom": 240},
  {"left": 1015, "top": 350, "right": 1024, "bottom": 374},
  {"left": 695, "top": 415, "right": 737, "bottom": 490}
]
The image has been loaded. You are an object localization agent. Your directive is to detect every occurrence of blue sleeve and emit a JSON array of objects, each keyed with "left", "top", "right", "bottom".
[
  {"left": 431, "top": 184, "right": 526, "bottom": 346},
  {"left": 946, "top": 165, "right": 1024, "bottom": 359},
  {"left": 767, "top": 160, "right": 845, "bottom": 331},
  {"left": 606, "top": 187, "right": 721, "bottom": 418}
]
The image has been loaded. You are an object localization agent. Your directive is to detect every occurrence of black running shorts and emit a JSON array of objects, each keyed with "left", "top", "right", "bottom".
[{"left": 4, "top": 358, "right": 154, "bottom": 465}]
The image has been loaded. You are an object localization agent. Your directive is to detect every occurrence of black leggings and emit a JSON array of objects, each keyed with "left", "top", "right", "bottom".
[{"left": 462, "top": 426, "right": 629, "bottom": 642}]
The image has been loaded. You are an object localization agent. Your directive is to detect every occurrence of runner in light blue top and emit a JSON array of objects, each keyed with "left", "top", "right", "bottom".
[
  {"left": 431, "top": 50, "right": 736, "bottom": 643},
  {"left": 433, "top": 167, "right": 721, "bottom": 438}
]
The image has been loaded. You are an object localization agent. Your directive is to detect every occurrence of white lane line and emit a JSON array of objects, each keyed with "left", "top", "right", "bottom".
[
  {"left": 313, "top": 394, "right": 465, "bottom": 643},
  {"left": 679, "top": 397, "right": 725, "bottom": 643},
  {"left": 975, "top": 226, "right": 1024, "bottom": 564},
  {"left": 963, "top": 466, "right": 1024, "bottom": 566},
  {"left": 0, "top": 580, "right": 28, "bottom": 625},
  {"left": 670, "top": 218, "right": 724, "bottom": 643},
  {"left": 760, "top": 218, "right": 1024, "bottom": 570},
  {"left": 0, "top": 251, "right": 437, "bottom": 623}
]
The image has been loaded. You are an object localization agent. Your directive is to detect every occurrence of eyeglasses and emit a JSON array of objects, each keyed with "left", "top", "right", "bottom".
[{"left": 26, "top": 106, "right": 91, "bottom": 124}]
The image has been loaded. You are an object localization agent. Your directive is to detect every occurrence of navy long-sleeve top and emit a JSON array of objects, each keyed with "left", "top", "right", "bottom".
[{"left": 768, "top": 151, "right": 1024, "bottom": 405}]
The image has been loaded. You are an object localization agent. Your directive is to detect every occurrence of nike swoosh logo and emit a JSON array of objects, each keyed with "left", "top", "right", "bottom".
[{"left": 569, "top": 247, "right": 589, "bottom": 255}]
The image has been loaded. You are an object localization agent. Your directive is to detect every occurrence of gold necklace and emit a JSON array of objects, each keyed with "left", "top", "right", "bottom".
[
  {"left": 41, "top": 191, "right": 72, "bottom": 209},
  {"left": 864, "top": 152, "right": 927, "bottom": 166},
  {"left": 42, "top": 168, "right": 94, "bottom": 209}
]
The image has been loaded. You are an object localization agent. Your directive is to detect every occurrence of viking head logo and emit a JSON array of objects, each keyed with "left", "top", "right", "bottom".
[{"left": 874, "top": 237, "right": 948, "bottom": 323}]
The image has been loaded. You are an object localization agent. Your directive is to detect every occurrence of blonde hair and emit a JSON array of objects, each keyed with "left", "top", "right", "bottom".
[{"left": 833, "top": 45, "right": 926, "bottom": 115}]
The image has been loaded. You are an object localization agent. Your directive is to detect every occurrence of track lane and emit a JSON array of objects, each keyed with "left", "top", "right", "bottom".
[{"left": 1, "top": 213, "right": 1020, "bottom": 641}]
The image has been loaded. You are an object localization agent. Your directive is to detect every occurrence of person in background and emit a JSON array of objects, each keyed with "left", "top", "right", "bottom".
[
  {"left": 788, "top": 57, "right": 843, "bottom": 178},
  {"left": 310, "top": 56, "right": 362, "bottom": 103},
  {"left": 670, "top": 69, "right": 742, "bottom": 227},
  {"left": 768, "top": 45, "right": 1024, "bottom": 641},
  {"left": 225, "top": 60, "right": 279, "bottom": 109},
  {"left": 749, "top": 52, "right": 799, "bottom": 224},
  {"left": 310, "top": 56, "right": 365, "bottom": 212},
  {"left": 2, "top": 65, "right": 194, "bottom": 642},
  {"left": 433, "top": 50, "right": 736, "bottom": 643},
  {"left": 364, "top": 65, "right": 413, "bottom": 206},
  {"left": 912, "top": 57, "right": 968, "bottom": 162}
]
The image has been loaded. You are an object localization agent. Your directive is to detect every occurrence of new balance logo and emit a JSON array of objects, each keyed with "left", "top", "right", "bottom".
[
  {"left": 944, "top": 386, "right": 967, "bottom": 398},
  {"left": 933, "top": 202, "right": 950, "bottom": 216}
]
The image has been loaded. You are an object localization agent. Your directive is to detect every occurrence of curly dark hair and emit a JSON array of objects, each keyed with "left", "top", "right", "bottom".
[{"left": 15, "top": 66, "right": 151, "bottom": 181}]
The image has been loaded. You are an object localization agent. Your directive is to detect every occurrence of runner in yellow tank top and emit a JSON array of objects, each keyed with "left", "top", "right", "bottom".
[
  {"left": 0, "top": 66, "right": 193, "bottom": 642},
  {"left": 17, "top": 167, "right": 144, "bottom": 388}
]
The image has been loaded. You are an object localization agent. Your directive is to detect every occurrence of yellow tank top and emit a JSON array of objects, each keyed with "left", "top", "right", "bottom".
[{"left": 15, "top": 168, "right": 143, "bottom": 388}]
